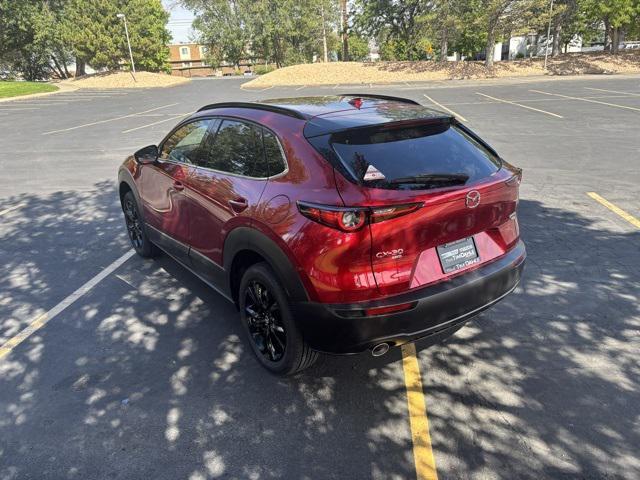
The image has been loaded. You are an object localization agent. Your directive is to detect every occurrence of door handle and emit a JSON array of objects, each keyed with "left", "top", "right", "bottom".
[
  {"left": 229, "top": 198, "right": 248, "bottom": 213},
  {"left": 173, "top": 180, "right": 185, "bottom": 191}
]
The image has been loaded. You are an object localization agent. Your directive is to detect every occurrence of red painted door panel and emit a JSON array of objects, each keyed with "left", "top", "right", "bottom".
[
  {"left": 186, "top": 168, "right": 266, "bottom": 266},
  {"left": 184, "top": 118, "right": 268, "bottom": 266},
  {"left": 138, "top": 161, "right": 192, "bottom": 246}
]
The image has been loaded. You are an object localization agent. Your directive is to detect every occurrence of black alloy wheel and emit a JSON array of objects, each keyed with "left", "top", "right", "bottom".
[
  {"left": 121, "top": 191, "right": 158, "bottom": 258},
  {"left": 239, "top": 263, "right": 317, "bottom": 375},
  {"left": 244, "top": 280, "right": 287, "bottom": 362},
  {"left": 123, "top": 196, "right": 143, "bottom": 250}
]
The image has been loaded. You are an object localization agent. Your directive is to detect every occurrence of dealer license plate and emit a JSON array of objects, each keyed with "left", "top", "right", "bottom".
[{"left": 436, "top": 237, "right": 480, "bottom": 273}]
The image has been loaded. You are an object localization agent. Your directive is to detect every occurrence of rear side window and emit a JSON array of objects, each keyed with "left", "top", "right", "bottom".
[
  {"left": 203, "top": 119, "right": 263, "bottom": 176},
  {"left": 330, "top": 122, "right": 501, "bottom": 190},
  {"left": 263, "top": 130, "right": 287, "bottom": 176}
]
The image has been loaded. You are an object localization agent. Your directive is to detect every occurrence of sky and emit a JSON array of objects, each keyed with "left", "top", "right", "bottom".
[{"left": 162, "top": 0, "right": 197, "bottom": 44}]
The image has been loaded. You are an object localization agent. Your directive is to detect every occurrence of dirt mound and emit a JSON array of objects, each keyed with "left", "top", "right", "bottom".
[
  {"left": 244, "top": 51, "right": 640, "bottom": 87},
  {"left": 65, "top": 71, "right": 190, "bottom": 89}
]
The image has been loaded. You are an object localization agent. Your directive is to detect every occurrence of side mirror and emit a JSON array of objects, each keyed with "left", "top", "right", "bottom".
[{"left": 134, "top": 145, "right": 158, "bottom": 165}]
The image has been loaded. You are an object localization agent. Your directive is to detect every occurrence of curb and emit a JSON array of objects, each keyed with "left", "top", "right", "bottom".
[
  {"left": 240, "top": 71, "right": 640, "bottom": 90},
  {"left": 0, "top": 83, "right": 78, "bottom": 104}
]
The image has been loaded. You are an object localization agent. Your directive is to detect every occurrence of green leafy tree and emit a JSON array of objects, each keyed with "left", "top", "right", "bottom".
[
  {"left": 352, "top": 0, "right": 434, "bottom": 60},
  {"left": 419, "top": 0, "right": 466, "bottom": 61},
  {"left": 582, "top": 0, "right": 639, "bottom": 54},
  {"left": 347, "top": 34, "right": 370, "bottom": 61},
  {"left": 0, "top": 0, "right": 65, "bottom": 80},
  {"left": 0, "top": 0, "right": 170, "bottom": 79},
  {"left": 65, "top": 0, "right": 170, "bottom": 72},
  {"left": 475, "top": 0, "right": 547, "bottom": 66},
  {"left": 184, "top": 0, "right": 340, "bottom": 68}
]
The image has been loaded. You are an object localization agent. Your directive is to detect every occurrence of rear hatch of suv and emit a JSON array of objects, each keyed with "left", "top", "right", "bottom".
[{"left": 306, "top": 108, "right": 522, "bottom": 297}]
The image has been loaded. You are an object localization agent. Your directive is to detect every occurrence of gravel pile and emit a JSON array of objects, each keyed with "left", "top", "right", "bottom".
[
  {"left": 65, "top": 71, "right": 190, "bottom": 89},
  {"left": 244, "top": 52, "right": 640, "bottom": 88}
]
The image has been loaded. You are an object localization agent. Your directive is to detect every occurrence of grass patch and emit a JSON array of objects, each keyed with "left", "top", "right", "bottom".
[{"left": 0, "top": 81, "right": 58, "bottom": 98}]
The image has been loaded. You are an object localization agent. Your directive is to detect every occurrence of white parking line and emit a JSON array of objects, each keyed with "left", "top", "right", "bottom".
[
  {"left": 443, "top": 95, "right": 638, "bottom": 106},
  {"left": 0, "top": 204, "right": 23, "bottom": 217},
  {"left": 13, "top": 98, "right": 88, "bottom": 102},
  {"left": 61, "top": 93, "right": 129, "bottom": 96},
  {"left": 423, "top": 94, "right": 468, "bottom": 122},
  {"left": 295, "top": 85, "right": 307, "bottom": 91},
  {"left": 476, "top": 92, "right": 563, "bottom": 118},
  {"left": 530, "top": 89, "right": 640, "bottom": 113},
  {"left": 584, "top": 86, "right": 640, "bottom": 97},
  {"left": 122, "top": 113, "right": 190, "bottom": 133},
  {"left": 0, "top": 250, "right": 135, "bottom": 361},
  {"left": 42, "top": 103, "right": 179, "bottom": 135}
]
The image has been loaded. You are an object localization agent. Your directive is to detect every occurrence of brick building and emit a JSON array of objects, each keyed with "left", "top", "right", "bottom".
[{"left": 168, "top": 43, "right": 254, "bottom": 77}]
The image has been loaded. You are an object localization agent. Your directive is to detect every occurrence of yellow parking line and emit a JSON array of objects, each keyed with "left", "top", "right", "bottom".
[
  {"left": 0, "top": 250, "right": 134, "bottom": 361},
  {"left": 587, "top": 192, "right": 640, "bottom": 229},
  {"left": 584, "top": 87, "right": 640, "bottom": 97},
  {"left": 530, "top": 89, "right": 640, "bottom": 113},
  {"left": 423, "top": 94, "right": 468, "bottom": 122},
  {"left": 402, "top": 343, "right": 439, "bottom": 480},
  {"left": 476, "top": 92, "right": 563, "bottom": 118}
]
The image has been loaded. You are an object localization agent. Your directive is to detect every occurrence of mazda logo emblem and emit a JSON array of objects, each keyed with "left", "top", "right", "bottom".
[{"left": 466, "top": 190, "right": 481, "bottom": 208}]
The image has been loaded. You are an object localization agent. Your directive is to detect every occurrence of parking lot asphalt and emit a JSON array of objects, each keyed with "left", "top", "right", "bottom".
[{"left": 1, "top": 74, "right": 639, "bottom": 479}]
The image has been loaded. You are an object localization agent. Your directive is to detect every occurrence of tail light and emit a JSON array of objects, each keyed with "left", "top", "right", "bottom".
[
  {"left": 297, "top": 201, "right": 423, "bottom": 232},
  {"left": 370, "top": 203, "right": 423, "bottom": 223}
]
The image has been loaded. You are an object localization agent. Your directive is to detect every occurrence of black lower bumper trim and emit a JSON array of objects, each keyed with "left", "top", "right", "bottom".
[{"left": 292, "top": 241, "right": 526, "bottom": 354}]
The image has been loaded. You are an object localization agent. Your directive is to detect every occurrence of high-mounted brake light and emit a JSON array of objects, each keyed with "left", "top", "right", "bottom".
[{"left": 297, "top": 201, "right": 423, "bottom": 232}]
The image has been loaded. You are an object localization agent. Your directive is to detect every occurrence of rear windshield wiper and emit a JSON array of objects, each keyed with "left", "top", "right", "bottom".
[{"left": 387, "top": 173, "right": 469, "bottom": 185}]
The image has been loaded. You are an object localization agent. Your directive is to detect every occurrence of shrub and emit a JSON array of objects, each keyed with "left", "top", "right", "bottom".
[{"left": 254, "top": 64, "right": 276, "bottom": 75}]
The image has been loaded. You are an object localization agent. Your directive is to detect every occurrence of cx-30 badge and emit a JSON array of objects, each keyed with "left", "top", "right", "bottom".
[{"left": 466, "top": 190, "right": 481, "bottom": 209}]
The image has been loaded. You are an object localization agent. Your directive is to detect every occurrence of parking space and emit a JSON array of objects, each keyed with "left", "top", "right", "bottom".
[{"left": 0, "top": 75, "right": 639, "bottom": 479}]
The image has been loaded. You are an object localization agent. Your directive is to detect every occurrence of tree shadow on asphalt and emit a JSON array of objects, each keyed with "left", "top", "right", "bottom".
[
  {"left": 0, "top": 191, "right": 638, "bottom": 479},
  {"left": 0, "top": 181, "right": 129, "bottom": 343}
]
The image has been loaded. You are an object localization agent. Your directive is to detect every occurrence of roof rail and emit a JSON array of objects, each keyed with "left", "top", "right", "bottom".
[
  {"left": 338, "top": 93, "right": 420, "bottom": 106},
  {"left": 196, "top": 102, "right": 308, "bottom": 120}
]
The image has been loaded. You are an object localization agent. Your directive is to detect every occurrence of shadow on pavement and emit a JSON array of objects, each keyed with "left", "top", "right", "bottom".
[{"left": 0, "top": 193, "right": 638, "bottom": 479}]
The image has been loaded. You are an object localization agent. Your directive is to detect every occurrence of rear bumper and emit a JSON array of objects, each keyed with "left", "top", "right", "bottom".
[{"left": 292, "top": 240, "right": 526, "bottom": 354}]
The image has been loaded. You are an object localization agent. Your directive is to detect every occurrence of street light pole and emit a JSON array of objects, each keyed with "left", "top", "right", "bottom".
[
  {"left": 117, "top": 13, "right": 136, "bottom": 80},
  {"left": 543, "top": 0, "right": 555, "bottom": 70}
]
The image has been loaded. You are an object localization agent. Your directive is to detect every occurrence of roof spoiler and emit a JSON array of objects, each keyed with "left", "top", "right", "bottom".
[
  {"left": 337, "top": 93, "right": 420, "bottom": 106},
  {"left": 197, "top": 102, "right": 308, "bottom": 120}
]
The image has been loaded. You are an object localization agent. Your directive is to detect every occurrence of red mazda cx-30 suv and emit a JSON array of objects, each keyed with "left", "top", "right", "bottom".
[{"left": 118, "top": 94, "right": 526, "bottom": 375}]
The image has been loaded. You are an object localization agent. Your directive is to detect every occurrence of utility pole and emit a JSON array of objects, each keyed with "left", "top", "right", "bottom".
[
  {"left": 117, "top": 13, "right": 136, "bottom": 81},
  {"left": 543, "top": 0, "right": 554, "bottom": 70}
]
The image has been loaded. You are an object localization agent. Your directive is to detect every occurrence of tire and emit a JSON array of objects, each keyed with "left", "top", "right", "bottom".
[
  {"left": 239, "top": 262, "right": 317, "bottom": 375},
  {"left": 121, "top": 191, "right": 159, "bottom": 258}
]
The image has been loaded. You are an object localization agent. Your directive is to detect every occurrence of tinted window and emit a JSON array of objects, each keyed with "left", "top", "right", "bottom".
[
  {"left": 331, "top": 123, "right": 501, "bottom": 190},
  {"left": 263, "top": 130, "right": 287, "bottom": 176},
  {"left": 203, "top": 120, "right": 262, "bottom": 176},
  {"left": 160, "top": 119, "right": 212, "bottom": 165}
]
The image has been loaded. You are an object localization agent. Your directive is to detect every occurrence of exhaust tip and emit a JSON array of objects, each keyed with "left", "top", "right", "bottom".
[{"left": 371, "top": 343, "right": 390, "bottom": 357}]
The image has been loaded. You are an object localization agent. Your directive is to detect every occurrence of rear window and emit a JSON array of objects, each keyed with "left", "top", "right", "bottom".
[{"left": 330, "top": 122, "right": 501, "bottom": 190}]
